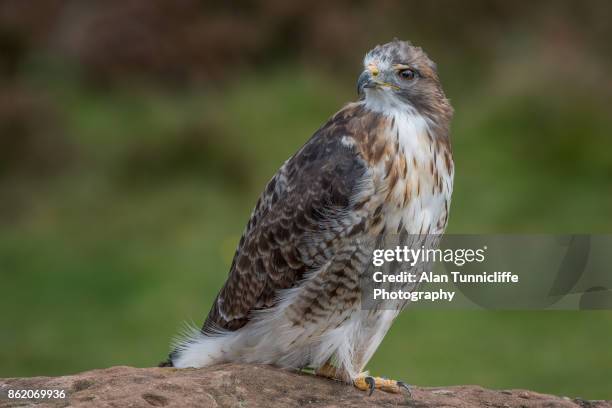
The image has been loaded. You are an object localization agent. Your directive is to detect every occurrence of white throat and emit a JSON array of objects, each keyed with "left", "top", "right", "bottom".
[
  {"left": 363, "top": 91, "right": 432, "bottom": 154},
  {"left": 363, "top": 89, "right": 413, "bottom": 115}
]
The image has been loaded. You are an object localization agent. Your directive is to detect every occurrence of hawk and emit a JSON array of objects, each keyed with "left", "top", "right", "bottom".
[{"left": 163, "top": 40, "right": 454, "bottom": 395}]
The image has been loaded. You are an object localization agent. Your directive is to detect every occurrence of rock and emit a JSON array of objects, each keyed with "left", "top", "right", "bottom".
[{"left": 0, "top": 363, "right": 609, "bottom": 408}]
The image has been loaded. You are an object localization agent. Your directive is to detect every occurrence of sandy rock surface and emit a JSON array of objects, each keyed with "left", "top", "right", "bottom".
[{"left": 1, "top": 363, "right": 609, "bottom": 407}]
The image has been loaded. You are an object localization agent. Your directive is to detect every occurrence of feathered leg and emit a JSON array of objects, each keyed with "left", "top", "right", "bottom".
[{"left": 350, "top": 309, "right": 411, "bottom": 396}]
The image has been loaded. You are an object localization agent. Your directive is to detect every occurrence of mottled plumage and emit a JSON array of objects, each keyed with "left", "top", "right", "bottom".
[{"left": 166, "top": 40, "right": 454, "bottom": 385}]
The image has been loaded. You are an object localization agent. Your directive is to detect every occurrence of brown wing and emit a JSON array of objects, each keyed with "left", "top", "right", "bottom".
[{"left": 202, "top": 111, "right": 372, "bottom": 333}]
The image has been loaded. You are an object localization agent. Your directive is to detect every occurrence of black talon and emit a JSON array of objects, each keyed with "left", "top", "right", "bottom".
[
  {"left": 365, "top": 376, "right": 376, "bottom": 396},
  {"left": 397, "top": 381, "right": 412, "bottom": 397}
]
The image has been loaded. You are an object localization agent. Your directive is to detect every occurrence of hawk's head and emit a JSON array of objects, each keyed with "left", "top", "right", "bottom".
[{"left": 357, "top": 40, "right": 452, "bottom": 122}]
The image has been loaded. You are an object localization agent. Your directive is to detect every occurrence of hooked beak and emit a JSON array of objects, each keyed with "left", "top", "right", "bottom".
[
  {"left": 357, "top": 64, "right": 398, "bottom": 96},
  {"left": 357, "top": 63, "right": 380, "bottom": 96},
  {"left": 357, "top": 70, "right": 374, "bottom": 96}
]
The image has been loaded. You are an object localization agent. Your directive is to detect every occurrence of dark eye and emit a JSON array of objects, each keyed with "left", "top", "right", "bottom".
[{"left": 397, "top": 68, "right": 416, "bottom": 80}]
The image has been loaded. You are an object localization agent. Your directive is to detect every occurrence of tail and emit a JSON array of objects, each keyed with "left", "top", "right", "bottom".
[
  {"left": 158, "top": 347, "right": 180, "bottom": 367},
  {"left": 162, "top": 323, "right": 231, "bottom": 368},
  {"left": 158, "top": 356, "right": 174, "bottom": 367}
]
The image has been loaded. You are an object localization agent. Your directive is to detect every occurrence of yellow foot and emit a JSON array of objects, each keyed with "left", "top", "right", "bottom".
[
  {"left": 315, "top": 362, "right": 339, "bottom": 379},
  {"left": 353, "top": 375, "right": 411, "bottom": 396}
]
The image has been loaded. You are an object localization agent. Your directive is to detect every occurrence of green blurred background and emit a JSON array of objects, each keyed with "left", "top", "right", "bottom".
[{"left": 1, "top": 0, "right": 611, "bottom": 399}]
